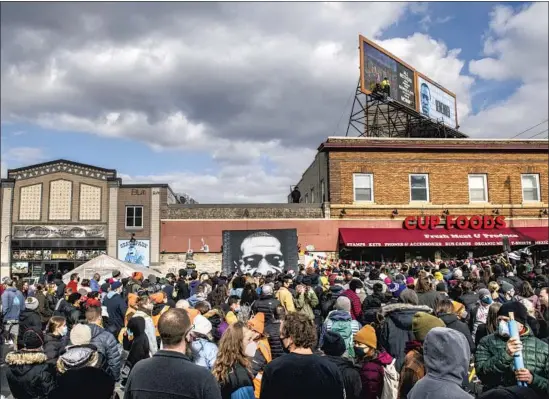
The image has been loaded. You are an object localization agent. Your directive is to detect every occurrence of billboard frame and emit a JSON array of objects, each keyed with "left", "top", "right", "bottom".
[
  {"left": 415, "top": 71, "right": 459, "bottom": 128},
  {"left": 358, "top": 35, "right": 417, "bottom": 97}
]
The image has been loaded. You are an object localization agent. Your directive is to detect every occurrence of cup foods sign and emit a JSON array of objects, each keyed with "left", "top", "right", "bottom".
[{"left": 403, "top": 215, "right": 506, "bottom": 230}]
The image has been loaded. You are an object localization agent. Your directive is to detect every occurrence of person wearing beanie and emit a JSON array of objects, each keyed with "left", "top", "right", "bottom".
[
  {"left": 399, "top": 312, "right": 446, "bottom": 399},
  {"left": 251, "top": 284, "right": 281, "bottom": 324},
  {"left": 339, "top": 279, "right": 363, "bottom": 321},
  {"left": 354, "top": 325, "right": 395, "bottom": 399},
  {"left": 17, "top": 297, "right": 43, "bottom": 350},
  {"left": 126, "top": 271, "right": 144, "bottom": 296},
  {"left": 320, "top": 296, "right": 361, "bottom": 358},
  {"left": 498, "top": 281, "right": 516, "bottom": 304},
  {"left": 379, "top": 295, "right": 431, "bottom": 371},
  {"left": 189, "top": 314, "right": 218, "bottom": 371},
  {"left": 476, "top": 301, "right": 549, "bottom": 394},
  {"left": 364, "top": 269, "right": 387, "bottom": 296},
  {"left": 103, "top": 278, "right": 128, "bottom": 338},
  {"left": 408, "top": 327, "right": 473, "bottom": 399},
  {"left": 246, "top": 312, "right": 273, "bottom": 397},
  {"left": 321, "top": 331, "right": 362, "bottom": 399},
  {"left": 435, "top": 298, "right": 475, "bottom": 354},
  {"left": 6, "top": 328, "right": 57, "bottom": 399}
]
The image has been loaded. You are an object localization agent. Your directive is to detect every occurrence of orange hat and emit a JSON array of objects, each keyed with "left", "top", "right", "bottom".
[
  {"left": 132, "top": 272, "right": 144, "bottom": 281},
  {"left": 127, "top": 293, "right": 138, "bottom": 308},
  {"left": 247, "top": 312, "right": 265, "bottom": 335},
  {"left": 452, "top": 301, "right": 465, "bottom": 315},
  {"left": 150, "top": 292, "right": 165, "bottom": 304},
  {"left": 354, "top": 325, "right": 377, "bottom": 349},
  {"left": 185, "top": 308, "right": 200, "bottom": 325}
]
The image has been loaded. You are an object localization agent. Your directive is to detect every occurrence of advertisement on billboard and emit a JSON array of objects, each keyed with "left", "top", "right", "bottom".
[
  {"left": 118, "top": 239, "right": 150, "bottom": 267},
  {"left": 222, "top": 229, "right": 298, "bottom": 275},
  {"left": 359, "top": 36, "right": 416, "bottom": 110},
  {"left": 416, "top": 74, "right": 457, "bottom": 128}
]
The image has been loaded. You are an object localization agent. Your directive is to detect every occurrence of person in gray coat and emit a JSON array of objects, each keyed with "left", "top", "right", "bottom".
[{"left": 408, "top": 327, "right": 473, "bottom": 399}]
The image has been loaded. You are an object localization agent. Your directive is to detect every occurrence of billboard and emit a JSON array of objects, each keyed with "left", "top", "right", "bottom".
[
  {"left": 359, "top": 35, "right": 416, "bottom": 110},
  {"left": 222, "top": 229, "right": 298, "bottom": 275},
  {"left": 118, "top": 239, "right": 150, "bottom": 267},
  {"left": 417, "top": 73, "right": 458, "bottom": 128}
]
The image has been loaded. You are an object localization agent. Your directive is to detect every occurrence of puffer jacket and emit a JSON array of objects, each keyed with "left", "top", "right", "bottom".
[
  {"left": 360, "top": 351, "right": 393, "bottom": 399},
  {"left": 43, "top": 333, "right": 69, "bottom": 362},
  {"left": 475, "top": 329, "right": 548, "bottom": 394},
  {"left": 57, "top": 344, "right": 106, "bottom": 374},
  {"left": 265, "top": 320, "right": 284, "bottom": 360},
  {"left": 88, "top": 322, "right": 122, "bottom": 381},
  {"left": 190, "top": 337, "right": 218, "bottom": 370},
  {"left": 251, "top": 295, "right": 281, "bottom": 323},
  {"left": 379, "top": 303, "right": 432, "bottom": 371},
  {"left": 5, "top": 350, "right": 57, "bottom": 399}
]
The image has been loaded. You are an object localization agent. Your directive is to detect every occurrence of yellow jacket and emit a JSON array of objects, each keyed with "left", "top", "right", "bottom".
[{"left": 275, "top": 287, "right": 295, "bottom": 313}]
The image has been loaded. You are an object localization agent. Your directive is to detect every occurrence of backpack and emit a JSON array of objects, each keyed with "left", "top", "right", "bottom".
[
  {"left": 253, "top": 339, "right": 272, "bottom": 398},
  {"left": 330, "top": 319, "right": 355, "bottom": 358},
  {"left": 380, "top": 359, "right": 399, "bottom": 399}
]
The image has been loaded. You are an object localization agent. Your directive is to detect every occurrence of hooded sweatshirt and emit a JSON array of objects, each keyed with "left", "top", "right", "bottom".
[{"left": 408, "top": 327, "right": 473, "bottom": 399}]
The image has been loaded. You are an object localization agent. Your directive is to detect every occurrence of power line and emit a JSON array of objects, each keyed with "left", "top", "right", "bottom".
[
  {"left": 510, "top": 119, "right": 548, "bottom": 139},
  {"left": 333, "top": 81, "right": 357, "bottom": 136},
  {"left": 527, "top": 128, "right": 549, "bottom": 139}
]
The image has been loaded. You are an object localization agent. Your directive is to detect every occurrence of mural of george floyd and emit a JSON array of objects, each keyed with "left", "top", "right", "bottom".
[{"left": 222, "top": 229, "right": 299, "bottom": 275}]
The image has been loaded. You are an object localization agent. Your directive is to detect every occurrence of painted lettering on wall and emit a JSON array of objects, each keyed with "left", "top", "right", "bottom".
[
  {"left": 131, "top": 189, "right": 146, "bottom": 196},
  {"left": 403, "top": 215, "right": 507, "bottom": 230}
]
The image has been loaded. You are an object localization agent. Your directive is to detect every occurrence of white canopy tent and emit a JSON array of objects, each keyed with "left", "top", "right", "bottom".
[{"left": 62, "top": 254, "right": 162, "bottom": 284}]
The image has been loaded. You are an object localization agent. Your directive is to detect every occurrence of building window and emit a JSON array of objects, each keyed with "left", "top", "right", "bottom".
[
  {"left": 521, "top": 174, "right": 540, "bottom": 202},
  {"left": 126, "top": 206, "right": 143, "bottom": 228},
  {"left": 410, "top": 174, "right": 429, "bottom": 202},
  {"left": 468, "top": 174, "right": 488, "bottom": 202},
  {"left": 311, "top": 188, "right": 315, "bottom": 203},
  {"left": 353, "top": 173, "right": 373, "bottom": 202}
]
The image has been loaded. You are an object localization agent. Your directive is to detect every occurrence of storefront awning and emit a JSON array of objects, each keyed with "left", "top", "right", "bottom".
[{"left": 339, "top": 227, "right": 549, "bottom": 248}]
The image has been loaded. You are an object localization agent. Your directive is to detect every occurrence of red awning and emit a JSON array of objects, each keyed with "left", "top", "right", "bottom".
[{"left": 339, "top": 227, "right": 549, "bottom": 248}]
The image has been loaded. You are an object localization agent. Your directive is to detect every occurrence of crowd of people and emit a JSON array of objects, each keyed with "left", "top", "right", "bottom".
[{"left": 1, "top": 255, "right": 548, "bottom": 399}]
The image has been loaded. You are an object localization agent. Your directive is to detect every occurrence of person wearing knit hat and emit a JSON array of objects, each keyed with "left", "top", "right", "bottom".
[
  {"left": 499, "top": 281, "right": 515, "bottom": 303},
  {"left": 452, "top": 269, "right": 463, "bottom": 280},
  {"left": 412, "top": 312, "right": 445, "bottom": 342},
  {"left": 406, "top": 276, "right": 415, "bottom": 288},
  {"left": 399, "top": 288, "right": 419, "bottom": 305},
  {"left": 189, "top": 314, "right": 218, "bottom": 370},
  {"left": 321, "top": 296, "right": 361, "bottom": 358},
  {"left": 248, "top": 312, "right": 265, "bottom": 336},
  {"left": 475, "top": 300, "right": 549, "bottom": 393},
  {"left": 17, "top": 297, "right": 42, "bottom": 350},
  {"left": 5, "top": 328, "right": 57, "bottom": 399},
  {"left": 354, "top": 325, "right": 395, "bottom": 399},
  {"left": 400, "top": 313, "right": 446, "bottom": 398},
  {"left": 70, "top": 324, "right": 92, "bottom": 345},
  {"left": 321, "top": 331, "right": 362, "bottom": 399}
]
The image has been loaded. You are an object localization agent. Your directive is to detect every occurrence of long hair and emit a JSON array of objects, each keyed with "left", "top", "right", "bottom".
[
  {"left": 212, "top": 322, "right": 250, "bottom": 384},
  {"left": 486, "top": 302, "right": 502, "bottom": 334},
  {"left": 415, "top": 271, "right": 432, "bottom": 294}
]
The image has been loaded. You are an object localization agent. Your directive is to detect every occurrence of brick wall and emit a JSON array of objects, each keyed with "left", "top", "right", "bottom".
[
  {"left": 117, "top": 187, "right": 152, "bottom": 240},
  {"left": 163, "top": 204, "right": 325, "bottom": 219},
  {"left": 329, "top": 150, "right": 548, "bottom": 207}
]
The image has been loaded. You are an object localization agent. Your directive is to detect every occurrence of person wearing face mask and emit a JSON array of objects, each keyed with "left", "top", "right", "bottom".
[
  {"left": 260, "top": 312, "right": 345, "bottom": 399},
  {"left": 225, "top": 295, "right": 241, "bottom": 325},
  {"left": 339, "top": 279, "right": 364, "bottom": 321},
  {"left": 212, "top": 322, "right": 255, "bottom": 399},
  {"left": 132, "top": 295, "right": 158, "bottom": 356},
  {"left": 469, "top": 288, "right": 494, "bottom": 338},
  {"left": 43, "top": 316, "right": 69, "bottom": 362},
  {"left": 121, "top": 316, "right": 150, "bottom": 390},
  {"left": 497, "top": 281, "right": 516, "bottom": 304},
  {"left": 355, "top": 324, "right": 396, "bottom": 399},
  {"left": 475, "top": 301, "right": 549, "bottom": 395},
  {"left": 246, "top": 313, "right": 272, "bottom": 398}
]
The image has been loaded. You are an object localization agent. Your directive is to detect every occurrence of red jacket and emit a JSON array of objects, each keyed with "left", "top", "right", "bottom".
[
  {"left": 360, "top": 351, "right": 393, "bottom": 399},
  {"left": 67, "top": 280, "right": 78, "bottom": 293},
  {"left": 340, "top": 289, "right": 362, "bottom": 321}
]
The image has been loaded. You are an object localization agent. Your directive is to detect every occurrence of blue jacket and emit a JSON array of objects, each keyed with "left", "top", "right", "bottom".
[
  {"left": 1, "top": 288, "right": 26, "bottom": 321},
  {"left": 103, "top": 292, "right": 127, "bottom": 335},
  {"left": 190, "top": 338, "right": 218, "bottom": 371},
  {"left": 90, "top": 279, "right": 100, "bottom": 293}
]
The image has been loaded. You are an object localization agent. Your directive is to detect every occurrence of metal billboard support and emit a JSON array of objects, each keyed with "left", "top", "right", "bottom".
[{"left": 345, "top": 79, "right": 468, "bottom": 139}]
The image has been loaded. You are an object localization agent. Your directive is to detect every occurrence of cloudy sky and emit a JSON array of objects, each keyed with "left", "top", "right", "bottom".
[{"left": 1, "top": 2, "right": 547, "bottom": 203}]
